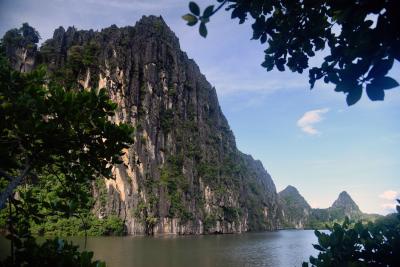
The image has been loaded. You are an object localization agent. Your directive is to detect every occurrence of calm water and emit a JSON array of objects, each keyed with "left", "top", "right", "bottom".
[{"left": 0, "top": 230, "right": 319, "bottom": 267}]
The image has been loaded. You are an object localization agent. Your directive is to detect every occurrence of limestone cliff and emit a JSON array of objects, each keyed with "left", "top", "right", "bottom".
[
  {"left": 279, "top": 185, "right": 311, "bottom": 228},
  {"left": 329, "top": 191, "right": 362, "bottom": 220},
  {"left": 34, "top": 16, "right": 280, "bottom": 235}
]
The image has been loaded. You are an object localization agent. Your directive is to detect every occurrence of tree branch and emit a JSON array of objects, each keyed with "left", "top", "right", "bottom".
[
  {"left": 210, "top": 0, "right": 228, "bottom": 17},
  {"left": 0, "top": 169, "right": 13, "bottom": 180},
  {"left": 0, "top": 164, "right": 31, "bottom": 210}
]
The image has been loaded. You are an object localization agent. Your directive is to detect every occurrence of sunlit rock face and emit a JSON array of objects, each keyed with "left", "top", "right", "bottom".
[
  {"left": 28, "top": 15, "right": 281, "bottom": 235},
  {"left": 5, "top": 45, "right": 36, "bottom": 73}
]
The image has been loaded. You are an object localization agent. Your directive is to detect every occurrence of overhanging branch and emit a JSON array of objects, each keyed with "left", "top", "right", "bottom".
[{"left": 0, "top": 164, "right": 31, "bottom": 210}]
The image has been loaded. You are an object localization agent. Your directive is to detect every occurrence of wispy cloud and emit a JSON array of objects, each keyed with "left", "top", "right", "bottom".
[
  {"left": 380, "top": 190, "right": 398, "bottom": 213},
  {"left": 297, "top": 108, "right": 329, "bottom": 135},
  {"left": 207, "top": 68, "right": 307, "bottom": 97},
  {"left": 382, "top": 203, "right": 397, "bottom": 210},
  {"left": 379, "top": 190, "right": 398, "bottom": 200}
]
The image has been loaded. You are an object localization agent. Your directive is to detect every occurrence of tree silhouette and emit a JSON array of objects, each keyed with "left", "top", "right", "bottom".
[{"left": 183, "top": 0, "right": 400, "bottom": 105}]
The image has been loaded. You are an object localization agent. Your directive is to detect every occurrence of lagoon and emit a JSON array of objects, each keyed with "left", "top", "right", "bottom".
[{"left": 52, "top": 230, "right": 319, "bottom": 267}]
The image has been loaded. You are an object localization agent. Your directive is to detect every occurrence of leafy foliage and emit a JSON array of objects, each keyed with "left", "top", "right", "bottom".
[
  {"left": 160, "top": 109, "right": 174, "bottom": 133},
  {"left": 203, "top": 214, "right": 217, "bottom": 232},
  {"left": 39, "top": 35, "right": 101, "bottom": 90},
  {"left": 0, "top": 23, "right": 40, "bottom": 73},
  {"left": 303, "top": 200, "right": 400, "bottom": 267},
  {"left": 222, "top": 206, "right": 240, "bottom": 223},
  {"left": 1, "top": 23, "right": 40, "bottom": 50},
  {"left": 0, "top": 54, "right": 133, "bottom": 208},
  {"left": 197, "top": 162, "right": 219, "bottom": 185},
  {"left": 0, "top": 24, "right": 133, "bottom": 266},
  {"left": 0, "top": 173, "right": 125, "bottom": 237},
  {"left": 1, "top": 237, "right": 106, "bottom": 267},
  {"left": 184, "top": 0, "right": 400, "bottom": 105},
  {"left": 30, "top": 214, "right": 125, "bottom": 237},
  {"left": 160, "top": 155, "right": 191, "bottom": 220}
]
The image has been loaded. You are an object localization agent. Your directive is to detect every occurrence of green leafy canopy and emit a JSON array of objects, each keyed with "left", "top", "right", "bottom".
[
  {"left": 184, "top": 0, "right": 400, "bottom": 105},
  {"left": 303, "top": 200, "right": 400, "bottom": 267},
  {"left": 0, "top": 23, "right": 134, "bottom": 266}
]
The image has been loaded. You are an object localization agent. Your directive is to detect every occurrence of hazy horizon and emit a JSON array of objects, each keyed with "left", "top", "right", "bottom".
[{"left": 1, "top": 0, "right": 399, "bottom": 215}]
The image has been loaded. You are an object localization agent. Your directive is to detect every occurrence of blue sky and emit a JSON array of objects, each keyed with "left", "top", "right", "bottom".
[{"left": 1, "top": 0, "right": 399, "bottom": 214}]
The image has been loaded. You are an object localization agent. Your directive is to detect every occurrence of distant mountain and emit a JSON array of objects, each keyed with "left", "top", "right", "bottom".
[
  {"left": 279, "top": 187, "right": 380, "bottom": 229},
  {"left": 329, "top": 191, "right": 362, "bottom": 220},
  {"left": 279, "top": 186, "right": 312, "bottom": 228}
]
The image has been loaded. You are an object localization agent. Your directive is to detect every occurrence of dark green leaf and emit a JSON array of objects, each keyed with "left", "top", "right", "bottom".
[
  {"left": 346, "top": 85, "right": 362, "bottom": 106},
  {"left": 188, "top": 18, "right": 198, "bottom": 26},
  {"left": 276, "top": 63, "right": 285, "bottom": 71},
  {"left": 261, "top": 55, "right": 274, "bottom": 71},
  {"left": 189, "top": 2, "right": 200, "bottom": 16},
  {"left": 203, "top": 5, "right": 214, "bottom": 18},
  {"left": 276, "top": 58, "right": 285, "bottom": 72},
  {"left": 366, "top": 83, "right": 384, "bottom": 101},
  {"left": 370, "top": 76, "right": 399, "bottom": 90},
  {"left": 182, "top": 14, "right": 198, "bottom": 26},
  {"left": 199, "top": 22, "right": 207, "bottom": 38},
  {"left": 314, "top": 230, "right": 321, "bottom": 237},
  {"left": 327, "top": 71, "right": 340, "bottom": 84},
  {"left": 314, "top": 38, "right": 325, "bottom": 50},
  {"left": 260, "top": 33, "right": 267, "bottom": 44},
  {"left": 309, "top": 256, "right": 317, "bottom": 265},
  {"left": 367, "top": 58, "right": 394, "bottom": 79},
  {"left": 313, "top": 244, "right": 326, "bottom": 251}
]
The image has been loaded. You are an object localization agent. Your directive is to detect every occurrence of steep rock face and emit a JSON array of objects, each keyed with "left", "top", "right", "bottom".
[
  {"left": 4, "top": 42, "right": 36, "bottom": 73},
  {"left": 36, "top": 16, "right": 280, "bottom": 235},
  {"left": 279, "top": 185, "right": 311, "bottom": 229}
]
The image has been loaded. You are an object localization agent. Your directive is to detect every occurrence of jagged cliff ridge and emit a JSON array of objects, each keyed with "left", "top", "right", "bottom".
[{"left": 32, "top": 16, "right": 280, "bottom": 235}]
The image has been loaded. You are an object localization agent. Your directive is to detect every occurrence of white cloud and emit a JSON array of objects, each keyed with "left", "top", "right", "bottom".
[
  {"left": 382, "top": 203, "right": 397, "bottom": 210},
  {"left": 379, "top": 190, "right": 398, "bottom": 200},
  {"left": 380, "top": 190, "right": 398, "bottom": 213},
  {"left": 297, "top": 108, "right": 329, "bottom": 135}
]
